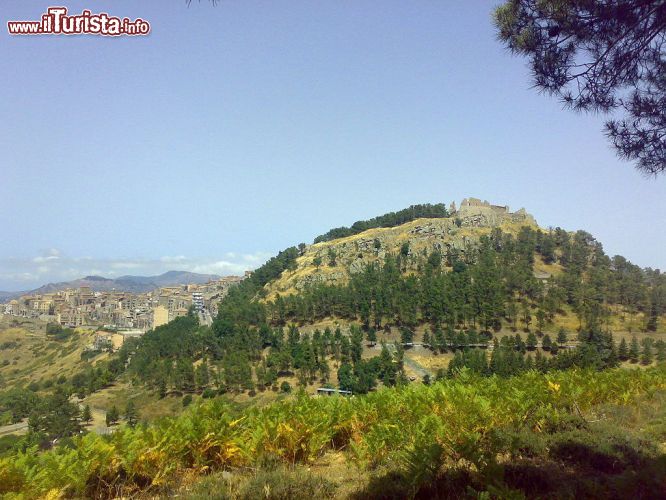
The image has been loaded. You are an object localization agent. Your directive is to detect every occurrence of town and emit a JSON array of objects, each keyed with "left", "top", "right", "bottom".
[{"left": 2, "top": 274, "right": 246, "bottom": 335}]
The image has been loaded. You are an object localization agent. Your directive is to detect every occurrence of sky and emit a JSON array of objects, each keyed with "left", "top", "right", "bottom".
[{"left": 1, "top": 0, "right": 665, "bottom": 291}]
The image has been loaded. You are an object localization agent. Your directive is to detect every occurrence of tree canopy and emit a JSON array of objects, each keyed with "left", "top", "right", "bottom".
[{"left": 313, "top": 204, "right": 450, "bottom": 243}]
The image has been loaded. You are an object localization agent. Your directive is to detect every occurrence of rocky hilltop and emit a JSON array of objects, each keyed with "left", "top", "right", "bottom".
[{"left": 264, "top": 199, "right": 538, "bottom": 298}]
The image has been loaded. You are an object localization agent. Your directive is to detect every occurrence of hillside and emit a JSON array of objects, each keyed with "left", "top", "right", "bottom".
[{"left": 253, "top": 199, "right": 664, "bottom": 338}]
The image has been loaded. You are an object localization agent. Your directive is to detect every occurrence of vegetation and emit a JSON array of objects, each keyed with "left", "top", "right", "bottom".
[
  {"left": 313, "top": 203, "right": 449, "bottom": 243},
  {"left": 45, "top": 322, "right": 74, "bottom": 341},
  {"left": 270, "top": 227, "right": 665, "bottom": 334},
  {"left": 0, "top": 366, "right": 663, "bottom": 498}
]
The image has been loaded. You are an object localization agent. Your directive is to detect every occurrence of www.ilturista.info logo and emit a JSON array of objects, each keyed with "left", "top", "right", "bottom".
[{"left": 7, "top": 7, "right": 150, "bottom": 36}]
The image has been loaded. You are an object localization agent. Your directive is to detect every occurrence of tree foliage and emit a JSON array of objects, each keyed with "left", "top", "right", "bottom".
[
  {"left": 495, "top": 0, "right": 666, "bottom": 174},
  {"left": 313, "top": 204, "right": 450, "bottom": 243}
]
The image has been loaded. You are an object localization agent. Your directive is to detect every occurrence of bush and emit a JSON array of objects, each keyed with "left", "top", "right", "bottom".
[
  {"left": 548, "top": 426, "right": 652, "bottom": 474},
  {"left": 238, "top": 467, "right": 335, "bottom": 500},
  {"left": 280, "top": 381, "right": 292, "bottom": 393},
  {"left": 202, "top": 388, "right": 217, "bottom": 399}
]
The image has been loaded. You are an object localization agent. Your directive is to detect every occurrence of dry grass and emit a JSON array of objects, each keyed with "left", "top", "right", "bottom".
[{"left": 0, "top": 317, "right": 99, "bottom": 389}]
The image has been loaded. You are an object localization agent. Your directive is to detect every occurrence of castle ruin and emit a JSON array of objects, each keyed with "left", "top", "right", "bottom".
[{"left": 452, "top": 198, "right": 536, "bottom": 227}]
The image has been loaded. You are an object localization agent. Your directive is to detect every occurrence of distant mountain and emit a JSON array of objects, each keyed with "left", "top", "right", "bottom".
[{"left": 0, "top": 271, "right": 222, "bottom": 302}]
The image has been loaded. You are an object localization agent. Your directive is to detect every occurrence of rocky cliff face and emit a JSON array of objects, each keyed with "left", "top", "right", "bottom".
[{"left": 264, "top": 201, "right": 538, "bottom": 298}]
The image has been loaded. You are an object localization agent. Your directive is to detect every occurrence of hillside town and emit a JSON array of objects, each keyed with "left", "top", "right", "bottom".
[{"left": 2, "top": 275, "right": 246, "bottom": 332}]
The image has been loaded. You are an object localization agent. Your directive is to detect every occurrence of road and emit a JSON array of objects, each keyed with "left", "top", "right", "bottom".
[
  {"left": 0, "top": 421, "right": 28, "bottom": 436},
  {"left": 0, "top": 407, "right": 115, "bottom": 437},
  {"left": 371, "top": 342, "right": 434, "bottom": 379},
  {"left": 402, "top": 355, "right": 432, "bottom": 379},
  {"left": 198, "top": 309, "right": 213, "bottom": 326}
]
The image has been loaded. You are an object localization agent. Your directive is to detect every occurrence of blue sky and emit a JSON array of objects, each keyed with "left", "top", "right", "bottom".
[{"left": 1, "top": 0, "right": 664, "bottom": 291}]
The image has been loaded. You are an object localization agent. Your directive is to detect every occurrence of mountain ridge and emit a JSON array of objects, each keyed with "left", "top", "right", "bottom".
[{"left": 0, "top": 271, "right": 223, "bottom": 302}]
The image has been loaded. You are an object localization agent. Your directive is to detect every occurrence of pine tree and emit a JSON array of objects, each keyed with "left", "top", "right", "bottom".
[
  {"left": 526, "top": 332, "right": 537, "bottom": 351},
  {"left": 125, "top": 400, "right": 138, "bottom": 428},
  {"left": 366, "top": 328, "right": 377, "bottom": 346},
  {"left": 422, "top": 330, "right": 431, "bottom": 349},
  {"left": 515, "top": 334, "right": 526, "bottom": 354},
  {"left": 507, "top": 301, "right": 518, "bottom": 331},
  {"left": 641, "top": 338, "right": 654, "bottom": 366},
  {"left": 524, "top": 354, "right": 534, "bottom": 371},
  {"left": 81, "top": 404, "right": 92, "bottom": 424},
  {"left": 350, "top": 326, "right": 364, "bottom": 363},
  {"left": 434, "top": 327, "right": 446, "bottom": 353},
  {"left": 629, "top": 336, "right": 640, "bottom": 363},
  {"left": 400, "top": 327, "right": 414, "bottom": 345},
  {"left": 618, "top": 337, "right": 629, "bottom": 361},
  {"left": 158, "top": 376, "right": 167, "bottom": 399},
  {"left": 378, "top": 342, "right": 397, "bottom": 386},
  {"left": 535, "top": 350, "right": 547, "bottom": 373},
  {"left": 557, "top": 327, "right": 568, "bottom": 345},
  {"left": 106, "top": 406, "right": 119, "bottom": 427},
  {"left": 656, "top": 340, "right": 666, "bottom": 362},
  {"left": 542, "top": 334, "right": 553, "bottom": 351},
  {"left": 536, "top": 309, "right": 546, "bottom": 332}
]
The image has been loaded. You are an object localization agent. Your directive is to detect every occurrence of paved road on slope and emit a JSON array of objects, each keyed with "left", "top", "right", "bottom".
[
  {"left": 371, "top": 342, "right": 434, "bottom": 379},
  {"left": 0, "top": 408, "right": 116, "bottom": 437},
  {"left": 0, "top": 421, "right": 28, "bottom": 436},
  {"left": 198, "top": 309, "right": 213, "bottom": 326},
  {"left": 402, "top": 355, "right": 432, "bottom": 379}
]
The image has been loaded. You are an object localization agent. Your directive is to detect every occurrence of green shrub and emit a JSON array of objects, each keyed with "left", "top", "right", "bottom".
[
  {"left": 238, "top": 467, "right": 335, "bottom": 500},
  {"left": 202, "top": 388, "right": 217, "bottom": 399},
  {"left": 548, "top": 425, "right": 653, "bottom": 474}
]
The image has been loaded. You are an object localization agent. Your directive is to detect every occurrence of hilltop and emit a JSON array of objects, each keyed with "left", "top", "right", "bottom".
[
  {"left": 239, "top": 198, "right": 665, "bottom": 338},
  {"left": 266, "top": 198, "right": 539, "bottom": 298}
]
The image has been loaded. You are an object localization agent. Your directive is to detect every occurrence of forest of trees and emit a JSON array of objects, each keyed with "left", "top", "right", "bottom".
[
  {"left": 271, "top": 227, "right": 665, "bottom": 334},
  {"left": 5, "top": 212, "right": 665, "bottom": 444}
]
